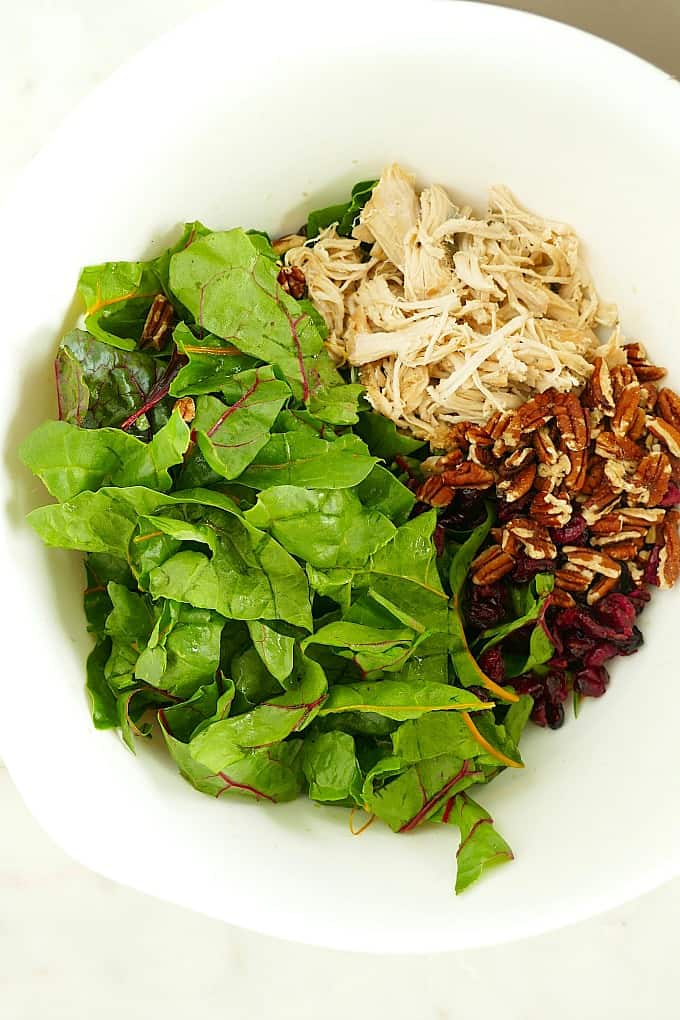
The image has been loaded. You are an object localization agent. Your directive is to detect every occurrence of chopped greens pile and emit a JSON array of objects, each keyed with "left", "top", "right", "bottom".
[{"left": 20, "top": 190, "right": 553, "bottom": 894}]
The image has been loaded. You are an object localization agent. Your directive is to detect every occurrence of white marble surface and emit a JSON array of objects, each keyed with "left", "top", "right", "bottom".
[{"left": 2, "top": 3, "right": 679, "bottom": 1017}]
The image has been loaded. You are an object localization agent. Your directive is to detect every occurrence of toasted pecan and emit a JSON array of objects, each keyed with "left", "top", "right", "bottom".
[{"left": 470, "top": 545, "right": 515, "bottom": 585}]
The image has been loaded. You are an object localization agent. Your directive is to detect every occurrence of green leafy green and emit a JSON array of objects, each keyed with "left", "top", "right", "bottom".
[
  {"left": 356, "top": 464, "right": 415, "bottom": 525},
  {"left": 239, "top": 432, "right": 376, "bottom": 490},
  {"left": 78, "top": 260, "right": 161, "bottom": 351},
  {"left": 302, "top": 730, "right": 362, "bottom": 803},
  {"left": 19, "top": 411, "right": 190, "bottom": 500},
  {"left": 246, "top": 486, "right": 395, "bottom": 569},
  {"left": 354, "top": 411, "right": 426, "bottom": 460},
  {"left": 169, "top": 228, "right": 343, "bottom": 403},
  {"left": 307, "top": 179, "right": 377, "bottom": 238},
  {"left": 192, "top": 367, "right": 290, "bottom": 479},
  {"left": 435, "top": 792, "right": 514, "bottom": 894},
  {"left": 21, "top": 192, "right": 553, "bottom": 896},
  {"left": 169, "top": 322, "right": 259, "bottom": 397},
  {"left": 364, "top": 754, "right": 483, "bottom": 832},
  {"left": 319, "top": 679, "right": 490, "bottom": 721},
  {"left": 247, "top": 620, "right": 295, "bottom": 683}
]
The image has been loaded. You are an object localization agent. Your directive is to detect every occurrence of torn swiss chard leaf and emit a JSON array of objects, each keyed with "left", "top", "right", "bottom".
[{"left": 55, "top": 330, "right": 174, "bottom": 432}]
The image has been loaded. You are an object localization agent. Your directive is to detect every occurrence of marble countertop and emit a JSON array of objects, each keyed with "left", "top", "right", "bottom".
[{"left": 2, "top": 4, "right": 679, "bottom": 1018}]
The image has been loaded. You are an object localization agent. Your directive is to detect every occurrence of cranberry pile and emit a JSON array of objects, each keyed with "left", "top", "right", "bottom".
[{"left": 435, "top": 488, "right": 653, "bottom": 730}]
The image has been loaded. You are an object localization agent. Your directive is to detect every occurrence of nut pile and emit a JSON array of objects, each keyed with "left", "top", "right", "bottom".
[{"left": 418, "top": 343, "right": 680, "bottom": 602}]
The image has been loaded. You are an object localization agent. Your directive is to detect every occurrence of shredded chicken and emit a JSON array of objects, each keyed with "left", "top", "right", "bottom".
[{"left": 287, "top": 163, "right": 623, "bottom": 443}]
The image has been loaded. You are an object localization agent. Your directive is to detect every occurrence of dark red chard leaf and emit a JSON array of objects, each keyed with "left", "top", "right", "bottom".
[
  {"left": 56, "top": 329, "right": 175, "bottom": 431},
  {"left": 119, "top": 348, "right": 187, "bottom": 432}
]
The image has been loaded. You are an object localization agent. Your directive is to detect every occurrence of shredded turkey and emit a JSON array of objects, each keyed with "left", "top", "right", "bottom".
[{"left": 286, "top": 163, "right": 623, "bottom": 444}]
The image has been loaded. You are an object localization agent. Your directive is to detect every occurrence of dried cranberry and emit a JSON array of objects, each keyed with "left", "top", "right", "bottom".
[
  {"left": 584, "top": 642, "right": 619, "bottom": 669},
  {"left": 511, "top": 554, "right": 556, "bottom": 582},
  {"left": 545, "top": 702, "right": 565, "bottom": 729},
  {"left": 531, "top": 699, "right": 548, "bottom": 727},
  {"left": 573, "top": 666, "right": 609, "bottom": 698},
  {"left": 439, "top": 488, "right": 487, "bottom": 530},
  {"left": 468, "top": 685, "right": 495, "bottom": 703},
  {"left": 433, "top": 524, "right": 446, "bottom": 557},
  {"left": 644, "top": 545, "right": 661, "bottom": 586},
  {"left": 465, "top": 583, "right": 506, "bottom": 630},
  {"left": 661, "top": 482, "right": 680, "bottom": 508},
  {"left": 615, "top": 625, "right": 643, "bottom": 656},
  {"left": 497, "top": 492, "right": 532, "bottom": 523},
  {"left": 551, "top": 515, "right": 588, "bottom": 546},
  {"left": 513, "top": 674, "right": 545, "bottom": 701},
  {"left": 478, "top": 647, "right": 505, "bottom": 683},
  {"left": 554, "top": 607, "right": 612, "bottom": 641},
  {"left": 545, "top": 670, "right": 569, "bottom": 704},
  {"left": 627, "top": 587, "right": 651, "bottom": 615},
  {"left": 594, "top": 594, "right": 636, "bottom": 637}
]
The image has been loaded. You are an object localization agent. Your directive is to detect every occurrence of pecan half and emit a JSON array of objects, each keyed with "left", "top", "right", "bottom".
[
  {"left": 504, "top": 391, "right": 555, "bottom": 446},
  {"left": 638, "top": 383, "right": 658, "bottom": 412},
  {"left": 598, "top": 538, "right": 644, "bottom": 561},
  {"left": 468, "top": 442, "right": 496, "bottom": 468},
  {"left": 611, "top": 363, "right": 636, "bottom": 400},
  {"left": 586, "top": 575, "right": 619, "bottom": 605},
  {"left": 485, "top": 411, "right": 512, "bottom": 441},
  {"left": 630, "top": 451, "right": 672, "bottom": 507},
  {"left": 657, "top": 388, "right": 680, "bottom": 431},
  {"left": 417, "top": 476, "right": 453, "bottom": 507},
  {"left": 440, "top": 462, "right": 495, "bottom": 490},
  {"left": 646, "top": 416, "right": 680, "bottom": 459},
  {"left": 555, "top": 563, "right": 595, "bottom": 592},
  {"left": 533, "top": 426, "right": 560, "bottom": 465},
  {"left": 505, "top": 518, "right": 557, "bottom": 559},
  {"left": 611, "top": 382, "right": 641, "bottom": 438},
  {"left": 422, "top": 449, "right": 464, "bottom": 474},
  {"left": 580, "top": 456, "right": 606, "bottom": 497},
  {"left": 531, "top": 490, "right": 572, "bottom": 527},
  {"left": 277, "top": 265, "right": 306, "bottom": 299},
  {"left": 596, "top": 431, "right": 644, "bottom": 463},
  {"left": 140, "top": 294, "right": 174, "bottom": 351},
  {"left": 497, "top": 462, "right": 537, "bottom": 502},
  {"left": 503, "top": 446, "right": 535, "bottom": 471},
  {"left": 587, "top": 357, "right": 615, "bottom": 412},
  {"left": 580, "top": 483, "right": 621, "bottom": 524},
  {"left": 658, "top": 510, "right": 680, "bottom": 590},
  {"left": 594, "top": 432, "right": 621, "bottom": 460},
  {"left": 465, "top": 424, "right": 493, "bottom": 447},
  {"left": 555, "top": 391, "right": 588, "bottom": 451},
  {"left": 563, "top": 546, "right": 621, "bottom": 579},
  {"left": 470, "top": 545, "right": 515, "bottom": 585},
  {"left": 624, "top": 342, "right": 667, "bottom": 382},
  {"left": 565, "top": 447, "right": 588, "bottom": 492},
  {"left": 627, "top": 407, "right": 647, "bottom": 441},
  {"left": 550, "top": 588, "right": 576, "bottom": 608}
]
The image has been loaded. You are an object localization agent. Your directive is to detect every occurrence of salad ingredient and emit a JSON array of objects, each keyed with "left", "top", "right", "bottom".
[{"left": 287, "top": 163, "right": 621, "bottom": 440}]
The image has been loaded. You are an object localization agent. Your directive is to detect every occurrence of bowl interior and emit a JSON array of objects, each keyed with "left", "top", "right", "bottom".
[{"left": 1, "top": 1, "right": 679, "bottom": 952}]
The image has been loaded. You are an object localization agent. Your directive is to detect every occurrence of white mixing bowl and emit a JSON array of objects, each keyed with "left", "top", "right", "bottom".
[{"left": 1, "top": 1, "right": 679, "bottom": 952}]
